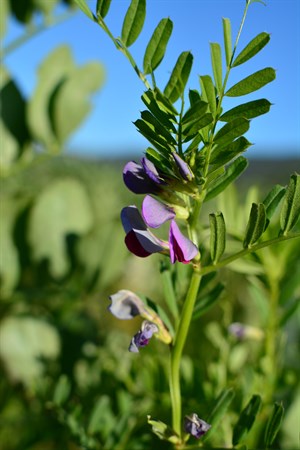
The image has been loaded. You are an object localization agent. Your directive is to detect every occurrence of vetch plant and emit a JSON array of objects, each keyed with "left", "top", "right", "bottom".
[{"left": 74, "top": 0, "right": 300, "bottom": 447}]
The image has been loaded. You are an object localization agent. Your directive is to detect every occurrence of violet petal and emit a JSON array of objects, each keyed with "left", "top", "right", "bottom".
[
  {"left": 123, "top": 160, "right": 159, "bottom": 194},
  {"left": 169, "top": 220, "right": 199, "bottom": 264},
  {"left": 184, "top": 414, "right": 211, "bottom": 439},
  {"left": 141, "top": 157, "right": 162, "bottom": 184},
  {"left": 142, "top": 195, "right": 176, "bottom": 228},
  {"left": 172, "top": 152, "right": 194, "bottom": 181}
]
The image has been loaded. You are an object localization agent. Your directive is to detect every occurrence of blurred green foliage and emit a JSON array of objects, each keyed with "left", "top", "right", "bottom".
[{"left": 0, "top": 1, "right": 299, "bottom": 449}]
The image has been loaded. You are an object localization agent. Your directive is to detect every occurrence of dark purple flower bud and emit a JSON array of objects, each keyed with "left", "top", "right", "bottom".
[
  {"left": 169, "top": 220, "right": 199, "bottom": 264},
  {"left": 184, "top": 413, "right": 211, "bottom": 439},
  {"left": 123, "top": 159, "right": 164, "bottom": 194},
  {"left": 129, "top": 321, "right": 159, "bottom": 353},
  {"left": 121, "top": 206, "right": 168, "bottom": 257},
  {"left": 142, "top": 195, "right": 176, "bottom": 228},
  {"left": 172, "top": 152, "right": 194, "bottom": 181}
]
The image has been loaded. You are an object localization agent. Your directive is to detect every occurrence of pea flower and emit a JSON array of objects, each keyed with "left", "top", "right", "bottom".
[
  {"left": 184, "top": 413, "right": 211, "bottom": 439},
  {"left": 108, "top": 290, "right": 172, "bottom": 348},
  {"left": 121, "top": 197, "right": 199, "bottom": 264},
  {"left": 123, "top": 157, "right": 165, "bottom": 195}
]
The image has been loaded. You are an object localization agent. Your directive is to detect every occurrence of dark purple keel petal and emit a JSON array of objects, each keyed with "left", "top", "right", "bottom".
[
  {"left": 184, "top": 414, "right": 211, "bottom": 439},
  {"left": 169, "top": 220, "right": 199, "bottom": 264},
  {"left": 142, "top": 195, "right": 176, "bottom": 228},
  {"left": 172, "top": 152, "right": 194, "bottom": 181},
  {"left": 123, "top": 160, "right": 160, "bottom": 194}
]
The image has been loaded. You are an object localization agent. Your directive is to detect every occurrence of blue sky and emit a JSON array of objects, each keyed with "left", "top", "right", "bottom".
[{"left": 3, "top": 0, "right": 300, "bottom": 159}]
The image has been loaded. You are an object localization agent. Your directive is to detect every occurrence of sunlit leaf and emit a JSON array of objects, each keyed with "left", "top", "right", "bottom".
[
  {"left": 214, "top": 117, "right": 250, "bottom": 147},
  {"left": 232, "top": 395, "right": 262, "bottom": 445},
  {"left": 73, "top": 0, "right": 94, "bottom": 20},
  {"left": 223, "top": 18, "right": 232, "bottom": 67},
  {"left": 200, "top": 75, "right": 217, "bottom": 116},
  {"left": 233, "top": 32, "right": 270, "bottom": 67},
  {"left": 225, "top": 68, "right": 276, "bottom": 97},
  {"left": 121, "top": 0, "right": 146, "bottom": 47},
  {"left": 264, "top": 402, "right": 284, "bottom": 447},
  {"left": 140, "top": 110, "right": 177, "bottom": 144},
  {"left": 209, "top": 211, "right": 226, "bottom": 263},
  {"left": 182, "top": 113, "right": 213, "bottom": 140},
  {"left": 143, "top": 18, "right": 173, "bottom": 74},
  {"left": 134, "top": 118, "right": 173, "bottom": 154},
  {"left": 280, "top": 173, "right": 300, "bottom": 235},
  {"left": 210, "top": 42, "right": 223, "bottom": 95},
  {"left": 220, "top": 99, "right": 271, "bottom": 122},
  {"left": 210, "top": 136, "right": 252, "bottom": 166},
  {"left": 96, "top": 0, "right": 112, "bottom": 18},
  {"left": 243, "top": 202, "right": 267, "bottom": 248},
  {"left": 164, "top": 51, "right": 193, "bottom": 103},
  {"left": 141, "top": 90, "right": 177, "bottom": 132}
]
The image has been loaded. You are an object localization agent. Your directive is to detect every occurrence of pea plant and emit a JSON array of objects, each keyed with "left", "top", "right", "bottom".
[{"left": 74, "top": 0, "right": 299, "bottom": 448}]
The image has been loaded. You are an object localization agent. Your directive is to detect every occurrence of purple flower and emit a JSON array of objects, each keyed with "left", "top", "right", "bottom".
[
  {"left": 129, "top": 321, "right": 159, "bottom": 353},
  {"left": 123, "top": 158, "right": 164, "bottom": 194},
  {"left": 172, "top": 152, "right": 194, "bottom": 181},
  {"left": 121, "top": 198, "right": 198, "bottom": 264},
  {"left": 184, "top": 413, "right": 211, "bottom": 439}
]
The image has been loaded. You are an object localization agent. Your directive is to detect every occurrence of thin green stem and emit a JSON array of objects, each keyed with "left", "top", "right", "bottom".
[{"left": 170, "top": 269, "right": 202, "bottom": 438}]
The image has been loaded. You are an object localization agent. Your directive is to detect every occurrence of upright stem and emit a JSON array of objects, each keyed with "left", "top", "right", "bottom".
[{"left": 170, "top": 269, "right": 202, "bottom": 438}]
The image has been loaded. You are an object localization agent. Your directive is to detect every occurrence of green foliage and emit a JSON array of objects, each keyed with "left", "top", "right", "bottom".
[
  {"left": 232, "top": 32, "right": 270, "bottom": 67},
  {"left": 164, "top": 51, "right": 193, "bottom": 103},
  {"left": 209, "top": 211, "right": 226, "bottom": 263},
  {"left": 280, "top": 173, "right": 300, "bottom": 235},
  {"left": 225, "top": 67, "right": 276, "bottom": 97},
  {"left": 121, "top": 0, "right": 146, "bottom": 47},
  {"left": 232, "top": 395, "right": 262, "bottom": 445},
  {"left": 96, "top": 0, "right": 112, "bottom": 18},
  {"left": 143, "top": 18, "right": 173, "bottom": 74},
  {"left": 264, "top": 402, "right": 284, "bottom": 447}
]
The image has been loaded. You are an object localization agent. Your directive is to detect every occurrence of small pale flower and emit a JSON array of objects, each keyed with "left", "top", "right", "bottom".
[
  {"left": 184, "top": 413, "right": 211, "bottom": 439},
  {"left": 129, "top": 321, "right": 159, "bottom": 353}
]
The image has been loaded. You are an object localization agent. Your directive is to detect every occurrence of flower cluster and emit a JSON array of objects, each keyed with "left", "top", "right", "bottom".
[{"left": 121, "top": 155, "right": 199, "bottom": 264}]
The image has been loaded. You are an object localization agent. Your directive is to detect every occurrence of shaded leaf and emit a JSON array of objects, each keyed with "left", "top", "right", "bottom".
[
  {"left": 210, "top": 136, "right": 252, "bottom": 166},
  {"left": 225, "top": 68, "right": 276, "bottom": 97},
  {"left": 243, "top": 203, "right": 266, "bottom": 248},
  {"left": 88, "top": 396, "right": 115, "bottom": 436},
  {"left": 134, "top": 118, "right": 173, "bottom": 154},
  {"left": 96, "top": 0, "right": 112, "bottom": 18},
  {"left": 209, "top": 211, "right": 226, "bottom": 263},
  {"left": 223, "top": 18, "right": 232, "bottom": 67},
  {"left": 143, "top": 18, "right": 173, "bottom": 74},
  {"left": 147, "top": 416, "right": 180, "bottom": 444},
  {"left": 182, "top": 113, "right": 213, "bottom": 140},
  {"left": 232, "top": 395, "right": 262, "bottom": 445},
  {"left": 210, "top": 42, "right": 223, "bottom": 95},
  {"left": 203, "top": 388, "right": 235, "bottom": 440},
  {"left": 141, "top": 89, "right": 177, "bottom": 132},
  {"left": 233, "top": 32, "right": 270, "bottom": 67},
  {"left": 200, "top": 75, "right": 217, "bottom": 117},
  {"left": 220, "top": 99, "right": 271, "bottom": 122},
  {"left": 214, "top": 117, "right": 250, "bottom": 147},
  {"left": 145, "top": 147, "right": 173, "bottom": 173},
  {"left": 9, "top": 0, "right": 34, "bottom": 23},
  {"left": 53, "top": 375, "right": 71, "bottom": 407},
  {"left": 121, "top": 0, "right": 146, "bottom": 47},
  {"left": 140, "top": 110, "right": 177, "bottom": 144},
  {"left": 193, "top": 283, "right": 225, "bottom": 320},
  {"left": 205, "top": 156, "right": 248, "bottom": 202},
  {"left": 264, "top": 402, "right": 284, "bottom": 447},
  {"left": 164, "top": 51, "right": 193, "bottom": 103},
  {"left": 188, "top": 89, "right": 201, "bottom": 106},
  {"left": 280, "top": 173, "right": 300, "bottom": 235}
]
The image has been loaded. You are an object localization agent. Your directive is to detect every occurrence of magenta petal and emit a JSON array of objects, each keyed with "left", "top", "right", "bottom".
[
  {"left": 142, "top": 195, "right": 176, "bottom": 228},
  {"left": 169, "top": 220, "right": 199, "bottom": 264}
]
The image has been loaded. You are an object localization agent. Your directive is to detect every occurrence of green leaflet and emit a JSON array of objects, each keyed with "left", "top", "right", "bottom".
[
  {"left": 210, "top": 136, "right": 252, "bottom": 167},
  {"left": 232, "top": 395, "right": 262, "bottom": 445},
  {"left": 147, "top": 417, "right": 180, "bottom": 444},
  {"left": 146, "top": 147, "right": 173, "bottom": 174},
  {"left": 264, "top": 402, "right": 284, "bottom": 447},
  {"left": 203, "top": 388, "right": 235, "bottom": 441},
  {"left": 214, "top": 117, "right": 250, "bottom": 147},
  {"left": 233, "top": 32, "right": 271, "bottom": 67},
  {"left": 200, "top": 75, "right": 217, "bottom": 116},
  {"left": 73, "top": 0, "right": 93, "bottom": 20},
  {"left": 209, "top": 212, "right": 226, "bottom": 263},
  {"left": 182, "top": 114, "right": 213, "bottom": 141},
  {"left": 182, "top": 100, "right": 208, "bottom": 125},
  {"left": 220, "top": 99, "right": 272, "bottom": 122},
  {"left": 140, "top": 110, "right": 177, "bottom": 145},
  {"left": 141, "top": 90, "right": 177, "bottom": 132},
  {"left": 222, "top": 18, "right": 232, "bottom": 67},
  {"left": 263, "top": 184, "right": 286, "bottom": 230},
  {"left": 280, "top": 173, "right": 300, "bottom": 235},
  {"left": 96, "top": 0, "right": 112, "bottom": 18},
  {"left": 134, "top": 118, "right": 173, "bottom": 155},
  {"left": 210, "top": 42, "right": 223, "bottom": 95},
  {"left": 121, "top": 0, "right": 146, "bottom": 47},
  {"left": 181, "top": 100, "right": 212, "bottom": 138},
  {"left": 243, "top": 203, "right": 267, "bottom": 248},
  {"left": 164, "top": 51, "right": 193, "bottom": 103},
  {"left": 143, "top": 18, "right": 173, "bottom": 74},
  {"left": 205, "top": 156, "right": 248, "bottom": 202},
  {"left": 188, "top": 89, "right": 201, "bottom": 106},
  {"left": 225, "top": 68, "right": 276, "bottom": 97}
]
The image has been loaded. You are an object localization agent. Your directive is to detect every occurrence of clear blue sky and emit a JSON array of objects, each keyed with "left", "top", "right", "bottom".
[{"left": 3, "top": 0, "right": 300, "bottom": 159}]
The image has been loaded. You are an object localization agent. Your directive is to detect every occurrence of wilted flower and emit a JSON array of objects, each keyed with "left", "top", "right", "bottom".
[
  {"left": 129, "top": 320, "right": 159, "bottom": 353},
  {"left": 184, "top": 413, "right": 211, "bottom": 439}
]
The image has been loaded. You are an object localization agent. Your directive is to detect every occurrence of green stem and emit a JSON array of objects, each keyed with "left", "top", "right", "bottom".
[{"left": 170, "top": 269, "right": 202, "bottom": 438}]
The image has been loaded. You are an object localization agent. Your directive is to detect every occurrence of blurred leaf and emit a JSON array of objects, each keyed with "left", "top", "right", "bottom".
[
  {"left": 96, "top": 0, "right": 112, "bottom": 18},
  {"left": 200, "top": 75, "right": 217, "bottom": 117},
  {"left": 121, "top": 0, "right": 146, "bottom": 47},
  {"left": 0, "top": 0, "right": 9, "bottom": 38},
  {"left": 32, "top": 0, "right": 58, "bottom": 16},
  {"left": 220, "top": 99, "right": 271, "bottom": 122},
  {"left": 232, "top": 32, "right": 270, "bottom": 67},
  {"left": 280, "top": 297, "right": 300, "bottom": 326},
  {"left": 225, "top": 68, "right": 276, "bottom": 97},
  {"left": 28, "top": 177, "right": 93, "bottom": 277},
  {"left": 210, "top": 136, "right": 252, "bottom": 167},
  {"left": 147, "top": 416, "right": 180, "bottom": 444},
  {"left": 210, "top": 42, "right": 223, "bottom": 94},
  {"left": 281, "top": 388, "right": 300, "bottom": 448},
  {"left": 223, "top": 18, "right": 232, "bottom": 67},
  {"left": 205, "top": 156, "right": 248, "bottom": 202},
  {"left": 193, "top": 282, "right": 225, "bottom": 320},
  {"left": 263, "top": 184, "right": 286, "bottom": 230},
  {"left": 0, "top": 119, "right": 19, "bottom": 174},
  {"left": 88, "top": 396, "right": 115, "bottom": 437},
  {"left": 52, "top": 62, "right": 105, "bottom": 144},
  {"left": 280, "top": 173, "right": 300, "bottom": 235},
  {"left": 164, "top": 51, "right": 193, "bottom": 103},
  {"left": 53, "top": 375, "right": 71, "bottom": 407},
  {"left": 143, "top": 18, "right": 173, "bottom": 74},
  {"left": 243, "top": 202, "right": 266, "bottom": 248},
  {"left": 209, "top": 211, "right": 226, "bottom": 263},
  {"left": 204, "top": 388, "right": 235, "bottom": 440},
  {"left": 264, "top": 402, "right": 284, "bottom": 447},
  {"left": 73, "top": 0, "right": 94, "bottom": 20},
  {"left": 9, "top": 0, "right": 34, "bottom": 23},
  {"left": 214, "top": 118, "right": 250, "bottom": 147},
  {"left": 232, "top": 395, "right": 262, "bottom": 445},
  {"left": 0, "top": 316, "right": 60, "bottom": 385}
]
